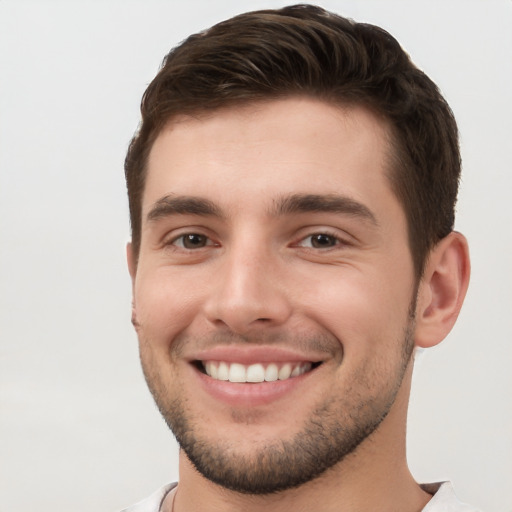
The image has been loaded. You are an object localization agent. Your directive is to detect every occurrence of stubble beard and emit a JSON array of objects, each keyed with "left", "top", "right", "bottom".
[{"left": 139, "top": 315, "right": 416, "bottom": 495}]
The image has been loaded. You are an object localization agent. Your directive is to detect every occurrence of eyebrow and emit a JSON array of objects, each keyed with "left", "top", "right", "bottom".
[
  {"left": 272, "top": 193, "right": 378, "bottom": 225},
  {"left": 146, "top": 195, "right": 224, "bottom": 222},
  {"left": 146, "top": 192, "right": 378, "bottom": 225}
]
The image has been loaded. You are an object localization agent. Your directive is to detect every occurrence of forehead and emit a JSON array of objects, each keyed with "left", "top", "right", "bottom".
[{"left": 143, "top": 97, "right": 398, "bottom": 219}]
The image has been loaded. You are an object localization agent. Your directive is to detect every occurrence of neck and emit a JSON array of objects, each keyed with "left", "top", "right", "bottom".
[{"left": 165, "top": 363, "right": 431, "bottom": 512}]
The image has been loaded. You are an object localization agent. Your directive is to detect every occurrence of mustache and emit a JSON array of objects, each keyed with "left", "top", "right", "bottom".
[{"left": 169, "top": 328, "right": 341, "bottom": 359}]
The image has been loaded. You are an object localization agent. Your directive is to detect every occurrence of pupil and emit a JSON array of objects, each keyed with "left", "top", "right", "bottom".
[
  {"left": 312, "top": 234, "right": 335, "bottom": 248},
  {"left": 184, "top": 234, "right": 205, "bottom": 248}
]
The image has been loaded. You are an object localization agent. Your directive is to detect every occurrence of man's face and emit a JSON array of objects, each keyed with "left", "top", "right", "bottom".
[{"left": 130, "top": 98, "right": 418, "bottom": 493}]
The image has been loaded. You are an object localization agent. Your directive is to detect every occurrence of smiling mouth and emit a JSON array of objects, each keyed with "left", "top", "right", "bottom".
[{"left": 196, "top": 360, "right": 322, "bottom": 383}]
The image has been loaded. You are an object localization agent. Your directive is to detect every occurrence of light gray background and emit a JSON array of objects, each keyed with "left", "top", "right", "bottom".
[{"left": 0, "top": 1, "right": 511, "bottom": 511}]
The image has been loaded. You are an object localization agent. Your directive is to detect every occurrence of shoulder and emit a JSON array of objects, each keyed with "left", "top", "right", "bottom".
[
  {"left": 119, "top": 483, "right": 177, "bottom": 512},
  {"left": 421, "top": 482, "right": 481, "bottom": 512}
]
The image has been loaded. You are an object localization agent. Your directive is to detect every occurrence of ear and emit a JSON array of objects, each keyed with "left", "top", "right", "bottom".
[
  {"left": 414, "top": 231, "right": 470, "bottom": 348},
  {"left": 126, "top": 242, "right": 138, "bottom": 327},
  {"left": 126, "top": 242, "right": 137, "bottom": 282}
]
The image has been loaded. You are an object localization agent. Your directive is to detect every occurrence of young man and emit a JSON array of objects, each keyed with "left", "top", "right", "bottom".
[{"left": 123, "top": 5, "right": 475, "bottom": 511}]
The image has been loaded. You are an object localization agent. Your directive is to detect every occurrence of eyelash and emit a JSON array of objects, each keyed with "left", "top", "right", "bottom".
[
  {"left": 294, "top": 231, "right": 348, "bottom": 250},
  {"left": 168, "top": 233, "right": 217, "bottom": 250},
  {"left": 165, "top": 230, "right": 348, "bottom": 251}
]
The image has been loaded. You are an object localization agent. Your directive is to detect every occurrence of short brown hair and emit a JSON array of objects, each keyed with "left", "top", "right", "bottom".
[{"left": 125, "top": 4, "right": 460, "bottom": 277}]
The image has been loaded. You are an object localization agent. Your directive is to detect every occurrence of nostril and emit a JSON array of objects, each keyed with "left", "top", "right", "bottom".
[{"left": 202, "top": 281, "right": 293, "bottom": 333}]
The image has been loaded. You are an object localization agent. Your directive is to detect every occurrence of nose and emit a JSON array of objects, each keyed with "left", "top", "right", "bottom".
[{"left": 202, "top": 243, "right": 292, "bottom": 334}]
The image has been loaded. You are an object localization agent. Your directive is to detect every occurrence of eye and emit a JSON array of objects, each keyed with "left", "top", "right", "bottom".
[
  {"left": 298, "top": 233, "right": 341, "bottom": 249},
  {"left": 172, "top": 233, "right": 212, "bottom": 249}
]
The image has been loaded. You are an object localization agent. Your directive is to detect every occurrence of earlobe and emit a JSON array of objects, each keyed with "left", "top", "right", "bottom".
[{"left": 414, "top": 232, "right": 470, "bottom": 348}]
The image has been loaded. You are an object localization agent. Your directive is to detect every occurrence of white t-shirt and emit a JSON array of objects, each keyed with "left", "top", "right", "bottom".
[
  {"left": 120, "top": 481, "right": 480, "bottom": 512},
  {"left": 121, "top": 483, "right": 176, "bottom": 512}
]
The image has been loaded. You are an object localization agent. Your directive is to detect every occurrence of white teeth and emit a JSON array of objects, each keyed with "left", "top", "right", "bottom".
[
  {"left": 265, "top": 363, "right": 279, "bottom": 382},
  {"left": 209, "top": 362, "right": 218, "bottom": 379},
  {"left": 291, "top": 365, "right": 301, "bottom": 377},
  {"left": 229, "top": 363, "right": 246, "bottom": 382},
  {"left": 278, "top": 363, "right": 292, "bottom": 380},
  {"left": 246, "top": 364, "right": 265, "bottom": 383},
  {"left": 217, "top": 362, "right": 229, "bottom": 381},
  {"left": 203, "top": 361, "right": 314, "bottom": 383}
]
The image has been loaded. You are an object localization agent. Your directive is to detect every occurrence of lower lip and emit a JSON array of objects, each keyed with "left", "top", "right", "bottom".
[{"left": 193, "top": 365, "right": 317, "bottom": 407}]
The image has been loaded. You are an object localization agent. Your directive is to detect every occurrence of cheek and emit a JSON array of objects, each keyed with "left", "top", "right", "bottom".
[
  {"left": 302, "top": 266, "right": 413, "bottom": 353},
  {"left": 134, "top": 268, "right": 204, "bottom": 343}
]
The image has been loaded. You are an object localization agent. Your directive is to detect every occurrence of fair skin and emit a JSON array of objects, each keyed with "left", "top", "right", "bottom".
[{"left": 128, "top": 98, "right": 470, "bottom": 512}]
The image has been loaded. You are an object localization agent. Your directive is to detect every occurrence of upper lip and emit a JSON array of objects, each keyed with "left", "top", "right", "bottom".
[{"left": 189, "top": 346, "right": 326, "bottom": 365}]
